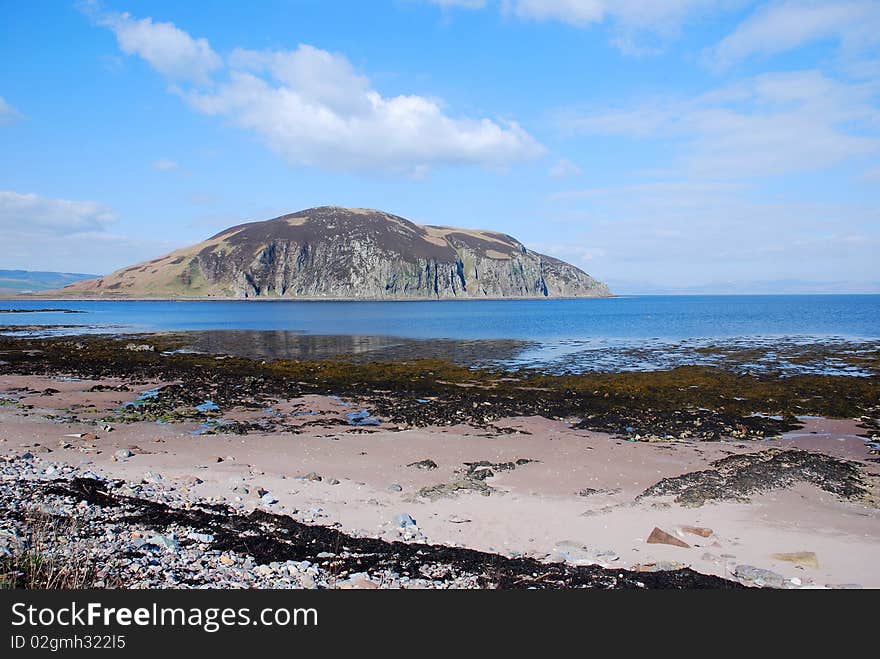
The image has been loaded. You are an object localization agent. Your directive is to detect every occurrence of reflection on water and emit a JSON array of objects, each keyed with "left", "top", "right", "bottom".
[
  {"left": 165, "top": 330, "right": 880, "bottom": 377},
  {"left": 171, "top": 330, "right": 533, "bottom": 368}
]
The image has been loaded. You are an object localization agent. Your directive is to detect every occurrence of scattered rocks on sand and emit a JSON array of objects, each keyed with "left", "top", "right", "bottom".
[
  {"left": 407, "top": 459, "right": 438, "bottom": 470},
  {"left": 550, "top": 541, "right": 620, "bottom": 567},
  {"left": 0, "top": 460, "right": 740, "bottom": 589},
  {"left": 418, "top": 477, "right": 493, "bottom": 500},
  {"left": 576, "top": 487, "right": 621, "bottom": 497},
  {"left": 125, "top": 343, "right": 155, "bottom": 352},
  {"left": 734, "top": 565, "right": 793, "bottom": 589}
]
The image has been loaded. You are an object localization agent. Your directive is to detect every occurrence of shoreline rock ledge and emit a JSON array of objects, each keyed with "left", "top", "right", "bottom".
[{"left": 51, "top": 206, "right": 612, "bottom": 300}]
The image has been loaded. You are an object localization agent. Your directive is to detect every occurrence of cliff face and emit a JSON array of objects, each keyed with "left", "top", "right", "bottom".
[{"left": 59, "top": 207, "right": 611, "bottom": 299}]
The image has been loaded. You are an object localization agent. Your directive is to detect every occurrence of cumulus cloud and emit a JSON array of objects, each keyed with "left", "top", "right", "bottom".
[
  {"left": 709, "top": 0, "right": 880, "bottom": 69},
  {"left": 0, "top": 191, "right": 117, "bottom": 235},
  {"left": 92, "top": 11, "right": 543, "bottom": 176},
  {"left": 561, "top": 70, "right": 880, "bottom": 178},
  {"left": 97, "top": 11, "right": 221, "bottom": 83},
  {"left": 0, "top": 97, "right": 22, "bottom": 124}
]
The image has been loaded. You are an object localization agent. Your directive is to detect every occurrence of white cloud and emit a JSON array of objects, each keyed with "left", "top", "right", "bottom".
[
  {"left": 0, "top": 97, "right": 22, "bottom": 124},
  {"left": 0, "top": 191, "right": 117, "bottom": 235},
  {"left": 562, "top": 70, "right": 880, "bottom": 178},
  {"left": 151, "top": 158, "right": 179, "bottom": 171},
  {"left": 507, "top": 0, "right": 746, "bottom": 52},
  {"left": 94, "top": 12, "right": 543, "bottom": 176},
  {"left": 549, "top": 158, "right": 583, "bottom": 178},
  {"left": 710, "top": 0, "right": 880, "bottom": 69},
  {"left": 98, "top": 11, "right": 221, "bottom": 84},
  {"left": 542, "top": 179, "right": 880, "bottom": 286},
  {"left": 0, "top": 190, "right": 187, "bottom": 273}
]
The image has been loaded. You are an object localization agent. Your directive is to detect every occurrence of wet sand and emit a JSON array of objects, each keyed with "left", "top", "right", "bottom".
[{"left": 2, "top": 373, "right": 878, "bottom": 588}]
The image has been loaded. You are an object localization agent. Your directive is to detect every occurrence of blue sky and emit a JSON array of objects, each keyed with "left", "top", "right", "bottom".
[{"left": 1, "top": 0, "right": 878, "bottom": 293}]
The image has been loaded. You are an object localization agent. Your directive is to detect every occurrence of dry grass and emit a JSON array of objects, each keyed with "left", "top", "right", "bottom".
[{"left": 0, "top": 508, "right": 113, "bottom": 589}]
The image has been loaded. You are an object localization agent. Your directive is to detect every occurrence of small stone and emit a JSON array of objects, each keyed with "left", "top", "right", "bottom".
[
  {"left": 337, "top": 575, "right": 378, "bottom": 589},
  {"left": 388, "top": 483, "right": 403, "bottom": 492},
  {"left": 771, "top": 551, "right": 819, "bottom": 569},
  {"left": 407, "top": 459, "right": 438, "bottom": 471},
  {"left": 144, "top": 533, "right": 178, "bottom": 552},
  {"left": 125, "top": 343, "right": 155, "bottom": 352},
  {"left": 187, "top": 532, "right": 214, "bottom": 543},
  {"left": 734, "top": 565, "right": 790, "bottom": 588},
  {"left": 681, "top": 525, "right": 713, "bottom": 538},
  {"left": 646, "top": 527, "right": 690, "bottom": 548},
  {"left": 219, "top": 554, "right": 235, "bottom": 566},
  {"left": 634, "top": 561, "right": 688, "bottom": 573},
  {"left": 115, "top": 449, "right": 134, "bottom": 459},
  {"left": 261, "top": 492, "right": 278, "bottom": 505},
  {"left": 394, "top": 513, "right": 416, "bottom": 528}
]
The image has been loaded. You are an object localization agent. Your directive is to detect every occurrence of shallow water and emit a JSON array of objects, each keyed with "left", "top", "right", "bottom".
[{"left": 2, "top": 295, "right": 878, "bottom": 374}]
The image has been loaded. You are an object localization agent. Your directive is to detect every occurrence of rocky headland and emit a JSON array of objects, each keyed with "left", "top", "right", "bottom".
[{"left": 49, "top": 207, "right": 611, "bottom": 300}]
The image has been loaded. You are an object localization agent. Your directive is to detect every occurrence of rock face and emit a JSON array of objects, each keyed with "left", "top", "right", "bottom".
[{"left": 59, "top": 206, "right": 611, "bottom": 299}]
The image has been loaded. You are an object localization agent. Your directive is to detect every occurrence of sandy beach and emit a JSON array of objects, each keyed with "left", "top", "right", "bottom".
[{"left": 2, "top": 366, "right": 878, "bottom": 589}]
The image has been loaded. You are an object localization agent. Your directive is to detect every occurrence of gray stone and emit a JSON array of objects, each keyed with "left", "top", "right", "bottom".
[
  {"left": 187, "top": 532, "right": 214, "bottom": 543},
  {"left": 394, "top": 513, "right": 417, "bottom": 528},
  {"left": 734, "top": 564, "right": 791, "bottom": 589},
  {"left": 144, "top": 533, "right": 179, "bottom": 553}
]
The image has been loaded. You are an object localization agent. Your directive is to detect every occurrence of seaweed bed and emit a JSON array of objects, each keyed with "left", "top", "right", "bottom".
[
  {"left": 0, "top": 333, "right": 878, "bottom": 442},
  {"left": 638, "top": 449, "right": 872, "bottom": 507},
  {"left": 37, "top": 477, "right": 738, "bottom": 589}
]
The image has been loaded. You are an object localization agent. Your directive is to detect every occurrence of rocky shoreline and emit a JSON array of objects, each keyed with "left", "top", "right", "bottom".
[
  {"left": 0, "top": 460, "right": 737, "bottom": 589},
  {"left": 1, "top": 333, "right": 878, "bottom": 589}
]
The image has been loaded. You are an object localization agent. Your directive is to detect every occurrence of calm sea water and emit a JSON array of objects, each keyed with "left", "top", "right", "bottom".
[
  {"left": 2, "top": 296, "right": 878, "bottom": 372},
  {"left": 2, "top": 295, "right": 878, "bottom": 340}
]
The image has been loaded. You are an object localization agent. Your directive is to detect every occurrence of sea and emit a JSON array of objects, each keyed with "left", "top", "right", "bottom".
[{"left": 2, "top": 295, "right": 878, "bottom": 375}]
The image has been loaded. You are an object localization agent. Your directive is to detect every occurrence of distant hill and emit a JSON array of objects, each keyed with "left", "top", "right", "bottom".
[
  {"left": 53, "top": 206, "right": 611, "bottom": 299},
  {"left": 0, "top": 270, "right": 100, "bottom": 294}
]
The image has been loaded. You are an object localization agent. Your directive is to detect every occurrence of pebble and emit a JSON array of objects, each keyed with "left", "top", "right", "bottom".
[{"left": 394, "top": 513, "right": 417, "bottom": 528}]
